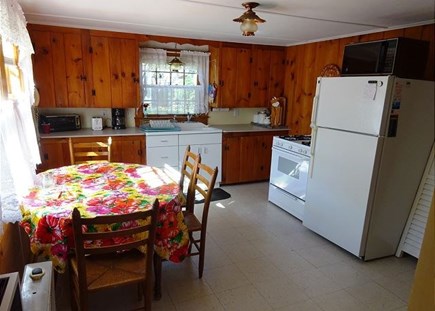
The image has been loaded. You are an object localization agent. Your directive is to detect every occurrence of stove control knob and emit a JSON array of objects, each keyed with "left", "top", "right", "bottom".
[
  {"left": 287, "top": 145, "right": 292, "bottom": 150},
  {"left": 302, "top": 149, "right": 307, "bottom": 155}
]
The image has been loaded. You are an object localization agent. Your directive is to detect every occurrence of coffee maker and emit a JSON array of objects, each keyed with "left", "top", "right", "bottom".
[{"left": 111, "top": 108, "right": 126, "bottom": 129}]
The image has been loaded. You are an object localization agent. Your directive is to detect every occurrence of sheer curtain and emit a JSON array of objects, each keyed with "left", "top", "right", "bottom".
[
  {"left": 139, "top": 48, "right": 210, "bottom": 114},
  {"left": 180, "top": 50, "right": 210, "bottom": 113},
  {"left": 0, "top": 0, "right": 40, "bottom": 231}
]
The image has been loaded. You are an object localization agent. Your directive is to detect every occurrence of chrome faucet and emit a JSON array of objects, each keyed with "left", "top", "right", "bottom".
[{"left": 186, "top": 113, "right": 193, "bottom": 122}]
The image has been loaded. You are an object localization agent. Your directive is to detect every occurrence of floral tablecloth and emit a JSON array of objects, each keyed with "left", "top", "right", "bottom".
[{"left": 20, "top": 162, "right": 189, "bottom": 273}]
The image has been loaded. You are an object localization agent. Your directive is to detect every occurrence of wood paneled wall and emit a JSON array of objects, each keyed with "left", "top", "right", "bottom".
[
  {"left": 0, "top": 224, "right": 30, "bottom": 275},
  {"left": 284, "top": 24, "right": 435, "bottom": 134}
]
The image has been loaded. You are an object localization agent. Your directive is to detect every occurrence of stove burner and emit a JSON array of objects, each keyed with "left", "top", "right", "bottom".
[
  {"left": 279, "top": 135, "right": 311, "bottom": 141},
  {"left": 301, "top": 141, "right": 311, "bottom": 146}
]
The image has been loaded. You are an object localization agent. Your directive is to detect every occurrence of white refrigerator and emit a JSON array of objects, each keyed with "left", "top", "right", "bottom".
[{"left": 303, "top": 76, "right": 434, "bottom": 260}]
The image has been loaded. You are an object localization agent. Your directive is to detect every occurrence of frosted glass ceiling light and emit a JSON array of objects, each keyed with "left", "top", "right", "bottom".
[
  {"left": 233, "top": 2, "right": 265, "bottom": 36},
  {"left": 168, "top": 56, "right": 183, "bottom": 72},
  {"left": 168, "top": 43, "right": 184, "bottom": 72}
]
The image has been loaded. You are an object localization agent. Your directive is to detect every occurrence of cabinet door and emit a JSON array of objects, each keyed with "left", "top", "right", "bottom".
[
  {"left": 219, "top": 47, "right": 238, "bottom": 108},
  {"left": 30, "top": 29, "right": 87, "bottom": 108},
  {"left": 38, "top": 138, "right": 70, "bottom": 172},
  {"left": 111, "top": 136, "right": 145, "bottom": 164},
  {"left": 181, "top": 143, "right": 222, "bottom": 184},
  {"left": 221, "top": 136, "right": 240, "bottom": 184},
  {"left": 239, "top": 136, "right": 260, "bottom": 182},
  {"left": 251, "top": 47, "right": 271, "bottom": 107},
  {"left": 257, "top": 135, "right": 273, "bottom": 180},
  {"left": 235, "top": 47, "right": 252, "bottom": 107},
  {"left": 90, "top": 36, "right": 112, "bottom": 107},
  {"left": 31, "top": 30, "right": 56, "bottom": 107},
  {"left": 64, "top": 33, "right": 87, "bottom": 107},
  {"left": 50, "top": 32, "right": 68, "bottom": 107},
  {"left": 109, "top": 38, "right": 139, "bottom": 108}
]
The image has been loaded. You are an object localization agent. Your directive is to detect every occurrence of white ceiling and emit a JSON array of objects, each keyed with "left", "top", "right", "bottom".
[{"left": 18, "top": 0, "right": 435, "bottom": 46}]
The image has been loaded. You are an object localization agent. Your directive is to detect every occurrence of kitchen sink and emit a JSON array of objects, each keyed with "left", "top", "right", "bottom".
[{"left": 178, "top": 122, "right": 211, "bottom": 131}]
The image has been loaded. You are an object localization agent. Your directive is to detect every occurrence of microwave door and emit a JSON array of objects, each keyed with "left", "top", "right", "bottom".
[{"left": 376, "top": 41, "right": 388, "bottom": 73}]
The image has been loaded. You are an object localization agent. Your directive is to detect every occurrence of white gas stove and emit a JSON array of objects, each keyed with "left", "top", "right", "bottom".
[
  {"left": 272, "top": 135, "right": 311, "bottom": 156},
  {"left": 268, "top": 135, "right": 311, "bottom": 220}
]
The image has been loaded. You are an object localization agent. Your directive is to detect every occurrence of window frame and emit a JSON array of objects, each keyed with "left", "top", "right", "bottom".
[{"left": 139, "top": 49, "right": 209, "bottom": 116}]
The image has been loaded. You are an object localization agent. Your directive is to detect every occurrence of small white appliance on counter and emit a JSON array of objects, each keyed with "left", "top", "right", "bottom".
[
  {"left": 91, "top": 117, "right": 103, "bottom": 131},
  {"left": 303, "top": 76, "right": 434, "bottom": 260},
  {"left": 268, "top": 135, "right": 311, "bottom": 220}
]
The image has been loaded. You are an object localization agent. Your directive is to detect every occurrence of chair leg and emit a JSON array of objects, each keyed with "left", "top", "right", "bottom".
[
  {"left": 188, "top": 232, "right": 194, "bottom": 254},
  {"left": 153, "top": 252, "right": 162, "bottom": 301},
  {"left": 137, "top": 283, "right": 143, "bottom": 301},
  {"left": 198, "top": 233, "right": 206, "bottom": 278},
  {"left": 143, "top": 281, "right": 152, "bottom": 311}
]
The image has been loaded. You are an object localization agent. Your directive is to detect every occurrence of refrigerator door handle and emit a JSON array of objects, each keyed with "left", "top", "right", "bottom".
[
  {"left": 308, "top": 127, "right": 317, "bottom": 178},
  {"left": 310, "top": 95, "right": 320, "bottom": 129},
  {"left": 309, "top": 93, "right": 320, "bottom": 178}
]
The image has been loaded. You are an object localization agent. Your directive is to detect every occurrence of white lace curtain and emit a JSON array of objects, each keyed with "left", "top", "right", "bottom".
[
  {"left": 0, "top": 0, "right": 40, "bottom": 231},
  {"left": 139, "top": 48, "right": 209, "bottom": 114}
]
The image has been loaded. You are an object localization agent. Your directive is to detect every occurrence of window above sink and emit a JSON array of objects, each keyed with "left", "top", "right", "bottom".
[{"left": 139, "top": 48, "right": 210, "bottom": 115}]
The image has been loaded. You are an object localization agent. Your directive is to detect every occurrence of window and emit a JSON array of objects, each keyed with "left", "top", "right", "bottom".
[
  {"left": 1, "top": 41, "right": 22, "bottom": 99},
  {"left": 0, "top": 36, "right": 40, "bottom": 227},
  {"left": 139, "top": 48, "right": 209, "bottom": 115}
]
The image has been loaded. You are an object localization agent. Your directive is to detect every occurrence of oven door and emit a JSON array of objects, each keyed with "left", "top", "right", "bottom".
[{"left": 270, "top": 146, "right": 309, "bottom": 201}]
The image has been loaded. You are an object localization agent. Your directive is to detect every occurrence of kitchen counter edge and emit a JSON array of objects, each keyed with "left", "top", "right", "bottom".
[
  {"left": 39, "top": 124, "right": 289, "bottom": 139},
  {"left": 39, "top": 128, "right": 144, "bottom": 139},
  {"left": 211, "top": 124, "right": 289, "bottom": 133}
]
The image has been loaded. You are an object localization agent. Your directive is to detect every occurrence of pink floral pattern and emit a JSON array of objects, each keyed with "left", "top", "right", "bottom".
[{"left": 20, "top": 162, "right": 189, "bottom": 273}]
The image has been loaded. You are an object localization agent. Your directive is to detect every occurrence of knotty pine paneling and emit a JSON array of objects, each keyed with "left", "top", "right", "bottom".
[
  {"left": 284, "top": 24, "right": 435, "bottom": 134},
  {"left": 0, "top": 224, "right": 31, "bottom": 275}
]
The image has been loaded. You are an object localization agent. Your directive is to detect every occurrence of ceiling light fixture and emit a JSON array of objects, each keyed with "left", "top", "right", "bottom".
[
  {"left": 168, "top": 44, "right": 184, "bottom": 72},
  {"left": 233, "top": 2, "right": 266, "bottom": 36},
  {"left": 168, "top": 56, "right": 183, "bottom": 72}
]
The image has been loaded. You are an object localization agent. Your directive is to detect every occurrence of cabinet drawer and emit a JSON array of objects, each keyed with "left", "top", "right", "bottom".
[
  {"left": 146, "top": 135, "right": 178, "bottom": 147},
  {"left": 179, "top": 133, "right": 222, "bottom": 145},
  {"left": 146, "top": 146, "right": 179, "bottom": 168}
]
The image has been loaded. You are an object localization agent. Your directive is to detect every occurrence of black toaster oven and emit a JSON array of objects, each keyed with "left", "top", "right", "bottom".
[{"left": 39, "top": 114, "right": 81, "bottom": 132}]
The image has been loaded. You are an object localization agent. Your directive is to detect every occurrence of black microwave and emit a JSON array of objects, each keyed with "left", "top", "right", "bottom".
[
  {"left": 39, "top": 114, "right": 81, "bottom": 132},
  {"left": 341, "top": 37, "right": 429, "bottom": 79}
]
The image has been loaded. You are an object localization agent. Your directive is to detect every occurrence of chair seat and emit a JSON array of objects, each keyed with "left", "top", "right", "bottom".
[
  {"left": 70, "top": 249, "right": 147, "bottom": 291},
  {"left": 182, "top": 211, "right": 202, "bottom": 232}
]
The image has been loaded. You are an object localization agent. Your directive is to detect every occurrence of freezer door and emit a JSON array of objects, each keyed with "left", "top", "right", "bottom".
[
  {"left": 313, "top": 76, "right": 393, "bottom": 136},
  {"left": 303, "top": 127, "right": 382, "bottom": 257}
]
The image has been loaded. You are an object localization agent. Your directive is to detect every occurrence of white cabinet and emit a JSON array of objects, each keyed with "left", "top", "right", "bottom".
[
  {"left": 146, "top": 131, "right": 222, "bottom": 186},
  {"left": 179, "top": 133, "right": 222, "bottom": 185},
  {"left": 146, "top": 135, "right": 179, "bottom": 169}
]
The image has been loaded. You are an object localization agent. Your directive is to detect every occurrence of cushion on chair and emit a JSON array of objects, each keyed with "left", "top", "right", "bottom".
[{"left": 70, "top": 249, "right": 148, "bottom": 291}]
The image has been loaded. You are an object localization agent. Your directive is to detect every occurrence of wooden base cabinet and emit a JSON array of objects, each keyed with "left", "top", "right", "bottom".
[
  {"left": 37, "top": 138, "right": 70, "bottom": 173},
  {"left": 38, "top": 135, "right": 146, "bottom": 172},
  {"left": 111, "top": 136, "right": 145, "bottom": 164},
  {"left": 221, "top": 131, "right": 287, "bottom": 185}
]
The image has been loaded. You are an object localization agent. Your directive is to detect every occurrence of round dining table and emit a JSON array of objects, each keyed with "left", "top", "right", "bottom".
[{"left": 19, "top": 161, "right": 189, "bottom": 273}]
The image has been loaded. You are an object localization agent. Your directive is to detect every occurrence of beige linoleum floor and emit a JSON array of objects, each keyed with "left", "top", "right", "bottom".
[{"left": 55, "top": 182, "right": 416, "bottom": 310}]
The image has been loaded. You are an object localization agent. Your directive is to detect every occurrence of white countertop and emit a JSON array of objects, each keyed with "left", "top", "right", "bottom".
[
  {"left": 211, "top": 124, "right": 289, "bottom": 133},
  {"left": 39, "top": 123, "right": 289, "bottom": 139},
  {"left": 39, "top": 127, "right": 144, "bottom": 139}
]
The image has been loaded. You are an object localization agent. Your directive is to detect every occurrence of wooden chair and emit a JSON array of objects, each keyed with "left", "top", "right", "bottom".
[
  {"left": 183, "top": 162, "right": 218, "bottom": 278},
  {"left": 154, "top": 163, "right": 218, "bottom": 299},
  {"left": 179, "top": 145, "right": 201, "bottom": 208},
  {"left": 69, "top": 199, "right": 158, "bottom": 311},
  {"left": 69, "top": 137, "right": 112, "bottom": 164}
]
